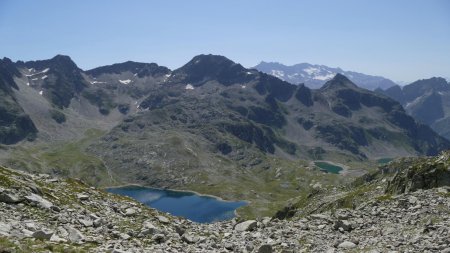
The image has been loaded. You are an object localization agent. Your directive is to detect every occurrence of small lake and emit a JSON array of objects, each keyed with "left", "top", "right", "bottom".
[
  {"left": 377, "top": 158, "right": 394, "bottom": 164},
  {"left": 107, "top": 186, "right": 247, "bottom": 223},
  {"left": 314, "top": 161, "right": 343, "bottom": 174}
]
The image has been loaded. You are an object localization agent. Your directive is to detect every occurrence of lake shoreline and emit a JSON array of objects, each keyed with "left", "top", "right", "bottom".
[
  {"left": 105, "top": 184, "right": 248, "bottom": 222},
  {"left": 311, "top": 160, "right": 350, "bottom": 175},
  {"left": 104, "top": 183, "right": 249, "bottom": 205}
]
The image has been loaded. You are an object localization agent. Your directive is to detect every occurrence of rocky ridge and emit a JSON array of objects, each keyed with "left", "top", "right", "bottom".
[{"left": 0, "top": 152, "right": 449, "bottom": 252}]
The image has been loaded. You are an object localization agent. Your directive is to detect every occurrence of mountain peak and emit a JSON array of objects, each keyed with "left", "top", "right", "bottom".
[
  {"left": 173, "top": 54, "right": 252, "bottom": 86},
  {"left": 86, "top": 61, "right": 170, "bottom": 78},
  {"left": 320, "top": 73, "right": 358, "bottom": 90}
]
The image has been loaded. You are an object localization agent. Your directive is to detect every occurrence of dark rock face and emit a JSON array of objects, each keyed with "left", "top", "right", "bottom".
[
  {"left": 0, "top": 58, "right": 37, "bottom": 144},
  {"left": 316, "top": 124, "right": 368, "bottom": 157},
  {"left": 377, "top": 77, "right": 450, "bottom": 140},
  {"left": 410, "top": 92, "right": 444, "bottom": 125},
  {"left": 86, "top": 61, "right": 170, "bottom": 78},
  {"left": 172, "top": 54, "right": 253, "bottom": 86},
  {"left": 254, "top": 74, "right": 296, "bottom": 102},
  {"left": 19, "top": 55, "right": 88, "bottom": 108},
  {"left": 295, "top": 84, "right": 313, "bottom": 107}
]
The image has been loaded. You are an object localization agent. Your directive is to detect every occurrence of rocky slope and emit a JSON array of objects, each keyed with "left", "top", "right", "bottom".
[
  {"left": 0, "top": 58, "right": 37, "bottom": 144},
  {"left": 0, "top": 152, "right": 449, "bottom": 252},
  {"left": 377, "top": 77, "right": 450, "bottom": 140},
  {"left": 254, "top": 61, "right": 397, "bottom": 90}
]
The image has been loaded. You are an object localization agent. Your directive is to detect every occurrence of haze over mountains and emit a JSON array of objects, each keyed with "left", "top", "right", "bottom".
[{"left": 254, "top": 61, "right": 398, "bottom": 90}]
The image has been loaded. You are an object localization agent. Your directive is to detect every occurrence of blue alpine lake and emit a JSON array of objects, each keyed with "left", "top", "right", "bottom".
[
  {"left": 314, "top": 161, "right": 344, "bottom": 174},
  {"left": 106, "top": 186, "right": 247, "bottom": 223}
]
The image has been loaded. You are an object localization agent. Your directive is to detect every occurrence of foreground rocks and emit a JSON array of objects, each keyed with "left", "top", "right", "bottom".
[{"left": 0, "top": 151, "right": 449, "bottom": 252}]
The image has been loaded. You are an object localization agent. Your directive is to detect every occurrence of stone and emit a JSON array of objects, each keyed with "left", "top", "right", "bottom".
[
  {"left": 66, "top": 226, "right": 84, "bottom": 243},
  {"left": 182, "top": 233, "right": 199, "bottom": 244},
  {"left": 157, "top": 215, "right": 169, "bottom": 224},
  {"left": 24, "top": 193, "right": 53, "bottom": 209},
  {"left": 0, "top": 222, "right": 12, "bottom": 236},
  {"left": 32, "top": 229, "right": 54, "bottom": 240},
  {"left": 79, "top": 219, "right": 93, "bottom": 227},
  {"left": 234, "top": 220, "right": 257, "bottom": 232},
  {"left": 152, "top": 233, "right": 165, "bottom": 243},
  {"left": 175, "top": 225, "right": 185, "bottom": 236},
  {"left": 77, "top": 194, "right": 89, "bottom": 201},
  {"left": 333, "top": 219, "right": 352, "bottom": 232},
  {"left": 338, "top": 241, "right": 357, "bottom": 249},
  {"left": 224, "top": 242, "right": 235, "bottom": 250},
  {"left": 0, "top": 192, "right": 21, "bottom": 204},
  {"left": 124, "top": 208, "right": 136, "bottom": 216},
  {"left": 258, "top": 244, "right": 273, "bottom": 253}
]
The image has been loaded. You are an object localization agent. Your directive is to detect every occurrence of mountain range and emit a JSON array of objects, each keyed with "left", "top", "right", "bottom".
[
  {"left": 0, "top": 54, "right": 449, "bottom": 216},
  {"left": 254, "top": 61, "right": 398, "bottom": 90},
  {"left": 376, "top": 77, "right": 450, "bottom": 140}
]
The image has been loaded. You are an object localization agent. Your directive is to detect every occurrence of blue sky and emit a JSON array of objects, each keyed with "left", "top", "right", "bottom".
[{"left": 0, "top": 0, "right": 449, "bottom": 83}]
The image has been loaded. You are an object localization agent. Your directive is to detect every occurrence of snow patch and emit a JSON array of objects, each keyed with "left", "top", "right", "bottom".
[
  {"left": 119, "top": 79, "right": 132, "bottom": 84},
  {"left": 270, "top": 70, "right": 285, "bottom": 78},
  {"left": 41, "top": 68, "right": 50, "bottom": 73},
  {"left": 28, "top": 68, "right": 35, "bottom": 72},
  {"left": 39, "top": 90, "right": 43, "bottom": 95},
  {"left": 313, "top": 73, "right": 335, "bottom": 81},
  {"left": 31, "top": 78, "right": 38, "bottom": 81},
  {"left": 246, "top": 71, "right": 253, "bottom": 75},
  {"left": 41, "top": 75, "right": 48, "bottom": 80},
  {"left": 26, "top": 82, "right": 30, "bottom": 86},
  {"left": 90, "top": 81, "right": 106, "bottom": 84},
  {"left": 241, "top": 85, "right": 247, "bottom": 89},
  {"left": 185, "top": 84, "right": 194, "bottom": 90},
  {"left": 304, "top": 67, "right": 320, "bottom": 75}
]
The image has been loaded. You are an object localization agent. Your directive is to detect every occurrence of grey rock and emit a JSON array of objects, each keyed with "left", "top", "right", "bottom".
[
  {"left": 182, "top": 233, "right": 199, "bottom": 244},
  {"left": 124, "top": 207, "right": 136, "bottom": 216},
  {"left": 77, "top": 193, "right": 89, "bottom": 201},
  {"left": 0, "top": 192, "right": 21, "bottom": 204},
  {"left": 258, "top": 244, "right": 273, "bottom": 253},
  {"left": 234, "top": 220, "right": 257, "bottom": 231},
  {"left": 157, "top": 215, "right": 169, "bottom": 224},
  {"left": 0, "top": 222, "right": 12, "bottom": 236},
  {"left": 152, "top": 233, "right": 166, "bottom": 243},
  {"left": 66, "top": 226, "right": 84, "bottom": 243},
  {"left": 334, "top": 219, "right": 352, "bottom": 232},
  {"left": 79, "top": 219, "right": 93, "bottom": 227},
  {"left": 338, "top": 241, "right": 357, "bottom": 249},
  {"left": 24, "top": 193, "right": 53, "bottom": 209},
  {"left": 32, "top": 229, "right": 54, "bottom": 240}
]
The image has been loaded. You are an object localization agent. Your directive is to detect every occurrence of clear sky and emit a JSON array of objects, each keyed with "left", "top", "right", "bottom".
[{"left": 0, "top": 0, "right": 449, "bottom": 83}]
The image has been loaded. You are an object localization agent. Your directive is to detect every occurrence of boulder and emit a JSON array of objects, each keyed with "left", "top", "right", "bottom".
[
  {"left": 24, "top": 193, "right": 53, "bottom": 209},
  {"left": 234, "top": 220, "right": 257, "bottom": 232},
  {"left": 337, "top": 241, "right": 356, "bottom": 249},
  {"left": 182, "top": 233, "right": 199, "bottom": 244},
  {"left": 157, "top": 215, "right": 169, "bottom": 224},
  {"left": 258, "top": 244, "right": 273, "bottom": 253},
  {"left": 0, "top": 192, "right": 21, "bottom": 204},
  {"left": 32, "top": 229, "right": 54, "bottom": 240},
  {"left": 66, "top": 226, "right": 84, "bottom": 243}
]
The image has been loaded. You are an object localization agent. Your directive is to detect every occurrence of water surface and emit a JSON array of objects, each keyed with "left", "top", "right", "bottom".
[
  {"left": 107, "top": 186, "right": 247, "bottom": 223},
  {"left": 314, "top": 161, "right": 343, "bottom": 174}
]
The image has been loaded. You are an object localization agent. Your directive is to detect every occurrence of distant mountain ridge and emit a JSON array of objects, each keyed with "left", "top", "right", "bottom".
[
  {"left": 254, "top": 61, "right": 397, "bottom": 90},
  {"left": 376, "top": 77, "right": 450, "bottom": 140}
]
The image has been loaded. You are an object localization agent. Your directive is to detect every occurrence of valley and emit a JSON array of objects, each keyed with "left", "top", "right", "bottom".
[{"left": 0, "top": 54, "right": 449, "bottom": 219}]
